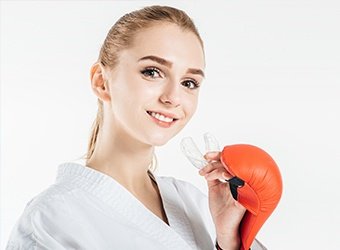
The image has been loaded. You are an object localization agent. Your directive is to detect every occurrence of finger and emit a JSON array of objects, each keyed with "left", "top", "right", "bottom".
[
  {"left": 204, "top": 151, "right": 221, "bottom": 162},
  {"left": 204, "top": 168, "right": 231, "bottom": 181},
  {"left": 222, "top": 169, "right": 233, "bottom": 180},
  {"left": 199, "top": 161, "right": 222, "bottom": 176},
  {"left": 203, "top": 166, "right": 234, "bottom": 181}
]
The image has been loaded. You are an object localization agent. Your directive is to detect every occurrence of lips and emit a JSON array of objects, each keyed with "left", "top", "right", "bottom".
[{"left": 146, "top": 110, "right": 179, "bottom": 127}]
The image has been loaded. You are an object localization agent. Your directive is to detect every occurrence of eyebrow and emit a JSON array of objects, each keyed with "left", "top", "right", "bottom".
[{"left": 138, "top": 55, "right": 205, "bottom": 78}]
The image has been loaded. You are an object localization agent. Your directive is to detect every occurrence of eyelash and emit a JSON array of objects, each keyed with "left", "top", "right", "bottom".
[
  {"left": 182, "top": 80, "right": 200, "bottom": 90},
  {"left": 140, "top": 67, "right": 200, "bottom": 90},
  {"left": 141, "top": 67, "right": 162, "bottom": 78}
]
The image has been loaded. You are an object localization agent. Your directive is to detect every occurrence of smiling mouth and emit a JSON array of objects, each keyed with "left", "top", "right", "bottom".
[{"left": 146, "top": 111, "right": 179, "bottom": 123}]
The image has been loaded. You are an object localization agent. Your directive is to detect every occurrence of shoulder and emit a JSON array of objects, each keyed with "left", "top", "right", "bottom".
[
  {"left": 23, "top": 181, "right": 77, "bottom": 215},
  {"left": 15, "top": 181, "right": 80, "bottom": 229},
  {"left": 22, "top": 162, "right": 98, "bottom": 218},
  {"left": 6, "top": 183, "right": 78, "bottom": 248}
]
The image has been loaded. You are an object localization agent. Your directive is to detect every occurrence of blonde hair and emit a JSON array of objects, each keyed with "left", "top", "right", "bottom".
[{"left": 82, "top": 5, "right": 204, "bottom": 170}]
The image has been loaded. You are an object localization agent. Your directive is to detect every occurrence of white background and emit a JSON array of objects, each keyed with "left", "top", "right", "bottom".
[{"left": 1, "top": 0, "right": 339, "bottom": 249}]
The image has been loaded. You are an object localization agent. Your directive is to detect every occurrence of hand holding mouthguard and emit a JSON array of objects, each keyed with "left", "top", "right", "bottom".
[{"left": 181, "top": 134, "right": 283, "bottom": 250}]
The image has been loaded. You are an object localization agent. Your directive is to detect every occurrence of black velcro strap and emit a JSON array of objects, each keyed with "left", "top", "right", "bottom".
[{"left": 227, "top": 176, "right": 245, "bottom": 200}]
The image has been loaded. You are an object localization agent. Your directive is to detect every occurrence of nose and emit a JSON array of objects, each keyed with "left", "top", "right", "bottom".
[{"left": 159, "top": 81, "right": 181, "bottom": 107}]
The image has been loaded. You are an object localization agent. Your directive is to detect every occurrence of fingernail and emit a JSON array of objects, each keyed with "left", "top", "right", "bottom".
[{"left": 204, "top": 152, "right": 211, "bottom": 157}]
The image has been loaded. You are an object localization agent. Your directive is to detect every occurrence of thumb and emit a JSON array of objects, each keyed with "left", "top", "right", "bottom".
[{"left": 204, "top": 151, "right": 221, "bottom": 161}]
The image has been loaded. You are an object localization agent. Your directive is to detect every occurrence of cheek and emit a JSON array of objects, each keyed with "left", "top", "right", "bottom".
[
  {"left": 183, "top": 95, "right": 199, "bottom": 119},
  {"left": 110, "top": 75, "right": 148, "bottom": 103}
]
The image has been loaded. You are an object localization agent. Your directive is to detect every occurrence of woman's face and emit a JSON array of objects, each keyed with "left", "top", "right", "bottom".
[{"left": 106, "top": 23, "right": 205, "bottom": 146}]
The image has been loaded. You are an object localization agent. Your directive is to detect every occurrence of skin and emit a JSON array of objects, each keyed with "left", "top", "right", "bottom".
[{"left": 88, "top": 23, "right": 245, "bottom": 250}]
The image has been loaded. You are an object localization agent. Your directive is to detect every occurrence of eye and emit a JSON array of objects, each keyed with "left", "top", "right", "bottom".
[
  {"left": 181, "top": 79, "right": 200, "bottom": 90},
  {"left": 140, "top": 67, "right": 163, "bottom": 79}
]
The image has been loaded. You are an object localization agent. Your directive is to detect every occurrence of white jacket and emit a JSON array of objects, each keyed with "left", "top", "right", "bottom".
[{"left": 6, "top": 162, "right": 266, "bottom": 250}]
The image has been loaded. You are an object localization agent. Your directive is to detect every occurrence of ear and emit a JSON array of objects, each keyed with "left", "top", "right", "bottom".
[{"left": 90, "top": 63, "right": 111, "bottom": 102}]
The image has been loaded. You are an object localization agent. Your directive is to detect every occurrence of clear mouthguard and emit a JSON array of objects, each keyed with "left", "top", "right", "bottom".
[
  {"left": 203, "top": 132, "right": 220, "bottom": 152},
  {"left": 180, "top": 132, "right": 220, "bottom": 170}
]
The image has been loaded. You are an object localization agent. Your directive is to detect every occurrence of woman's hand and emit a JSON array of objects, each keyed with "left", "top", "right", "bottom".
[{"left": 199, "top": 151, "right": 246, "bottom": 250}]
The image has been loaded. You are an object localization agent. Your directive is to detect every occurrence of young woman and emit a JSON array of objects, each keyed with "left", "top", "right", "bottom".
[{"left": 6, "top": 5, "right": 266, "bottom": 250}]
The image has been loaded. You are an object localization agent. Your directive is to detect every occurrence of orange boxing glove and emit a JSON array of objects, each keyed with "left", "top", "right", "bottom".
[{"left": 220, "top": 144, "right": 283, "bottom": 250}]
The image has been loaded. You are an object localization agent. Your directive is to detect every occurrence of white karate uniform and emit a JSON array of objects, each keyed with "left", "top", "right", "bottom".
[{"left": 6, "top": 162, "right": 266, "bottom": 250}]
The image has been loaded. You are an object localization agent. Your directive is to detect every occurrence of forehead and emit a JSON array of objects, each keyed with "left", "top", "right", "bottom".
[{"left": 123, "top": 23, "right": 205, "bottom": 70}]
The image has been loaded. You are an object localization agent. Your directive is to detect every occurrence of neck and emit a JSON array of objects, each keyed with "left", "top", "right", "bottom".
[{"left": 86, "top": 127, "right": 156, "bottom": 195}]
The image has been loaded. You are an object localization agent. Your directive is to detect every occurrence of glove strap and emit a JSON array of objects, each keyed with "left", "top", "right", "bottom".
[
  {"left": 215, "top": 241, "right": 223, "bottom": 250},
  {"left": 226, "top": 176, "right": 245, "bottom": 200}
]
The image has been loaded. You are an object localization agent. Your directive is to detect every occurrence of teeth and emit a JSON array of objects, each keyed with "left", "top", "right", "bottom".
[{"left": 150, "top": 112, "right": 174, "bottom": 123}]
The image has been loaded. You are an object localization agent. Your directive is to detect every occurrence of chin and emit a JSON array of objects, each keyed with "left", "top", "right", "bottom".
[
  {"left": 147, "top": 132, "right": 176, "bottom": 147},
  {"left": 149, "top": 137, "right": 172, "bottom": 147}
]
